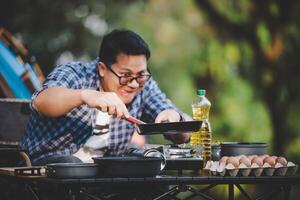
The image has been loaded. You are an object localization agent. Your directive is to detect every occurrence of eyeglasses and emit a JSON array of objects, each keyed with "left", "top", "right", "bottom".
[{"left": 106, "top": 65, "right": 151, "bottom": 86}]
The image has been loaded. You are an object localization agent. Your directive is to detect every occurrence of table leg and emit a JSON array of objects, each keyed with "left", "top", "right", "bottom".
[
  {"left": 254, "top": 186, "right": 280, "bottom": 200},
  {"left": 229, "top": 184, "right": 234, "bottom": 200},
  {"left": 199, "top": 184, "right": 218, "bottom": 193},
  {"left": 188, "top": 186, "right": 216, "bottom": 200},
  {"left": 184, "top": 184, "right": 217, "bottom": 200},
  {"left": 282, "top": 184, "right": 291, "bottom": 200},
  {"left": 79, "top": 189, "right": 107, "bottom": 200},
  {"left": 153, "top": 186, "right": 180, "bottom": 200},
  {"left": 25, "top": 184, "right": 40, "bottom": 200},
  {"left": 235, "top": 184, "right": 252, "bottom": 200},
  {"left": 68, "top": 188, "right": 78, "bottom": 200}
]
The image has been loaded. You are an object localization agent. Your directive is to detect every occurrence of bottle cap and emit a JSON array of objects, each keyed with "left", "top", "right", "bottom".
[{"left": 197, "top": 89, "right": 206, "bottom": 95}]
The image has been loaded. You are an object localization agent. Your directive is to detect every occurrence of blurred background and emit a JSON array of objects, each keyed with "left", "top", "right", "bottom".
[{"left": 1, "top": 0, "right": 300, "bottom": 198}]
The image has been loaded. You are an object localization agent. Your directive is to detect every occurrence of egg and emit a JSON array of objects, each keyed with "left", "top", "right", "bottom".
[
  {"left": 251, "top": 157, "right": 263, "bottom": 167},
  {"left": 263, "top": 156, "right": 276, "bottom": 167},
  {"left": 247, "top": 155, "right": 257, "bottom": 160},
  {"left": 239, "top": 157, "right": 251, "bottom": 168},
  {"left": 271, "top": 155, "right": 278, "bottom": 160},
  {"left": 219, "top": 156, "right": 229, "bottom": 164},
  {"left": 236, "top": 155, "right": 247, "bottom": 160},
  {"left": 276, "top": 156, "right": 288, "bottom": 166},
  {"left": 259, "top": 154, "right": 269, "bottom": 160},
  {"left": 226, "top": 156, "right": 239, "bottom": 168}
]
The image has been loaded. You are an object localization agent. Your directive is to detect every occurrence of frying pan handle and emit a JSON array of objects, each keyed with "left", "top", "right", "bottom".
[
  {"left": 124, "top": 116, "right": 146, "bottom": 125},
  {"left": 144, "top": 149, "right": 166, "bottom": 170},
  {"left": 45, "top": 166, "right": 55, "bottom": 177},
  {"left": 135, "top": 124, "right": 141, "bottom": 134},
  {"left": 160, "top": 155, "right": 166, "bottom": 170}
]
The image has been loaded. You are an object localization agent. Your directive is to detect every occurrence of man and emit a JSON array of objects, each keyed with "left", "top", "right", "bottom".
[{"left": 22, "top": 29, "right": 190, "bottom": 166}]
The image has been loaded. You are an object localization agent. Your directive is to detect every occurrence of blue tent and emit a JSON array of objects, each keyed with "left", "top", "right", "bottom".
[{"left": 0, "top": 29, "right": 44, "bottom": 98}]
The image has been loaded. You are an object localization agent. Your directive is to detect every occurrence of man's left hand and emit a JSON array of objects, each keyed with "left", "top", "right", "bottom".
[
  {"left": 155, "top": 109, "right": 181, "bottom": 123},
  {"left": 155, "top": 109, "right": 191, "bottom": 144}
]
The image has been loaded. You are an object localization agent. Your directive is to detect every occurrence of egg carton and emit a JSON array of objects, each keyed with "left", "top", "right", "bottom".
[{"left": 204, "top": 161, "right": 298, "bottom": 177}]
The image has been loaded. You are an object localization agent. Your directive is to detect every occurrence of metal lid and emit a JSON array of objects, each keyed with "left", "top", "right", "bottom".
[{"left": 220, "top": 142, "right": 267, "bottom": 148}]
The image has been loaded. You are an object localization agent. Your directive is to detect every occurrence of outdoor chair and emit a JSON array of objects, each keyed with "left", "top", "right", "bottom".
[{"left": 0, "top": 98, "right": 31, "bottom": 167}]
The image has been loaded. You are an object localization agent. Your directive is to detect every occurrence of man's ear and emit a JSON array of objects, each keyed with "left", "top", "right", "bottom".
[{"left": 98, "top": 62, "right": 106, "bottom": 77}]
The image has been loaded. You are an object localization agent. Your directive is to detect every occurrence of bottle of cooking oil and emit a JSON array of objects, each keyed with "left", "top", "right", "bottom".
[{"left": 191, "top": 89, "right": 212, "bottom": 164}]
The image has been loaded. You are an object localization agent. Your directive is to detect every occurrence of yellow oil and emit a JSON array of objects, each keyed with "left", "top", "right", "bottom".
[
  {"left": 192, "top": 106, "right": 210, "bottom": 121},
  {"left": 191, "top": 106, "right": 211, "bottom": 161},
  {"left": 199, "top": 124, "right": 211, "bottom": 162},
  {"left": 190, "top": 106, "right": 210, "bottom": 146}
]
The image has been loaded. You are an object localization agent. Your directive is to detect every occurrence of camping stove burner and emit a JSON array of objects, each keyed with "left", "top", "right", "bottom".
[{"left": 163, "top": 144, "right": 197, "bottom": 159}]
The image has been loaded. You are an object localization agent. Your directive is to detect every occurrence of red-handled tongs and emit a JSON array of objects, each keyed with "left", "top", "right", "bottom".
[{"left": 124, "top": 116, "right": 146, "bottom": 125}]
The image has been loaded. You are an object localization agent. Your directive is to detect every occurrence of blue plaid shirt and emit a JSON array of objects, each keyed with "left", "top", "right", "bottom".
[{"left": 21, "top": 58, "right": 180, "bottom": 164}]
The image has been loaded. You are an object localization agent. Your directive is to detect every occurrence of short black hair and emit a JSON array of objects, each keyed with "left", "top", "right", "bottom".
[{"left": 99, "top": 29, "right": 151, "bottom": 66}]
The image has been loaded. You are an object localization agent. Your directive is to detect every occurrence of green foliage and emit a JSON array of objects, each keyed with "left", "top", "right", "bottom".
[
  {"left": 213, "top": 77, "right": 272, "bottom": 144},
  {"left": 256, "top": 22, "right": 272, "bottom": 50},
  {"left": 211, "top": 0, "right": 253, "bottom": 23}
]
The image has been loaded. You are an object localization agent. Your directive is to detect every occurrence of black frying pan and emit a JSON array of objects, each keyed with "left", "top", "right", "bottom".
[
  {"left": 45, "top": 163, "right": 98, "bottom": 178},
  {"left": 124, "top": 116, "right": 202, "bottom": 135},
  {"left": 136, "top": 121, "right": 203, "bottom": 135}
]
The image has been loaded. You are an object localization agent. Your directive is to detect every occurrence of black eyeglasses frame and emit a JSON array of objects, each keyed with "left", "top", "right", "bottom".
[{"left": 105, "top": 64, "right": 152, "bottom": 86}]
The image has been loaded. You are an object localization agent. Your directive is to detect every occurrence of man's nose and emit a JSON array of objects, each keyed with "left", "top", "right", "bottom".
[{"left": 127, "top": 78, "right": 140, "bottom": 88}]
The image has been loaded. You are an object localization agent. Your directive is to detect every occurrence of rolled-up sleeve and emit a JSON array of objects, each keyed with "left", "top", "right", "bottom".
[{"left": 30, "top": 64, "right": 82, "bottom": 111}]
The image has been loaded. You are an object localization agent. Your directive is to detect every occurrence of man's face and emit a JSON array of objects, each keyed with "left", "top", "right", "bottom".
[{"left": 99, "top": 53, "right": 148, "bottom": 104}]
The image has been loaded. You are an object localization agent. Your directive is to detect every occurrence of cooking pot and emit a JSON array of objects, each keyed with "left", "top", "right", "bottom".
[
  {"left": 93, "top": 156, "right": 165, "bottom": 177},
  {"left": 212, "top": 144, "right": 221, "bottom": 161},
  {"left": 45, "top": 163, "right": 98, "bottom": 178},
  {"left": 220, "top": 142, "right": 267, "bottom": 157}
]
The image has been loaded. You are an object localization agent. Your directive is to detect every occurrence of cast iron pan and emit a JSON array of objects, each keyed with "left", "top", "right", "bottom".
[
  {"left": 220, "top": 142, "right": 267, "bottom": 157},
  {"left": 93, "top": 156, "right": 164, "bottom": 177},
  {"left": 136, "top": 121, "right": 203, "bottom": 135},
  {"left": 45, "top": 163, "right": 98, "bottom": 178}
]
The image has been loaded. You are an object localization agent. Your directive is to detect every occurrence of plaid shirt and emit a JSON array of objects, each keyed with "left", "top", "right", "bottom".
[{"left": 21, "top": 58, "right": 180, "bottom": 164}]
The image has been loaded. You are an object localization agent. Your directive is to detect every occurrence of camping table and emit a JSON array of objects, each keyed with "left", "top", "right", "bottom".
[{"left": 0, "top": 167, "right": 300, "bottom": 200}]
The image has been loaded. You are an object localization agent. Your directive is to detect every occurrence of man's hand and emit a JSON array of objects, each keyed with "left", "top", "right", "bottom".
[
  {"left": 81, "top": 90, "right": 129, "bottom": 119},
  {"left": 155, "top": 109, "right": 191, "bottom": 144},
  {"left": 155, "top": 109, "right": 181, "bottom": 123},
  {"left": 34, "top": 87, "right": 129, "bottom": 118}
]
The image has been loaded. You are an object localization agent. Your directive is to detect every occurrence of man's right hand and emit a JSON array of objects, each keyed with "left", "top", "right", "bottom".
[
  {"left": 34, "top": 87, "right": 129, "bottom": 118},
  {"left": 81, "top": 89, "right": 129, "bottom": 119}
]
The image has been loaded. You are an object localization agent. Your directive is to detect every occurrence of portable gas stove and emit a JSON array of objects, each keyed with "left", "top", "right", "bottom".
[{"left": 143, "top": 144, "right": 203, "bottom": 172}]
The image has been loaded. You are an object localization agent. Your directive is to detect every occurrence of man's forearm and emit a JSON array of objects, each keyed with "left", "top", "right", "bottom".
[{"left": 34, "top": 87, "right": 84, "bottom": 117}]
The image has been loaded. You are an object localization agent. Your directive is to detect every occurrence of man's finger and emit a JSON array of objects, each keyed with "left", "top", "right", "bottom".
[
  {"left": 108, "top": 105, "right": 116, "bottom": 115},
  {"left": 115, "top": 107, "right": 124, "bottom": 119}
]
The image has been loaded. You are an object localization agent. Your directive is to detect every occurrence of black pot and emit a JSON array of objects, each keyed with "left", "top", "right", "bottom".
[
  {"left": 212, "top": 144, "right": 221, "bottom": 161},
  {"left": 45, "top": 163, "right": 98, "bottom": 178},
  {"left": 220, "top": 142, "right": 267, "bottom": 157},
  {"left": 93, "top": 156, "right": 164, "bottom": 177}
]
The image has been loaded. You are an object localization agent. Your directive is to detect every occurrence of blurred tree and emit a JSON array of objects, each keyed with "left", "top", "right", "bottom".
[
  {"left": 194, "top": 0, "right": 300, "bottom": 155},
  {"left": 0, "top": 0, "right": 130, "bottom": 74}
]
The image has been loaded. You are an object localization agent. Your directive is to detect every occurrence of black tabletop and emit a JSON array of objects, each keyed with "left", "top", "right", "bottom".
[
  {"left": 8, "top": 173, "right": 300, "bottom": 186},
  {"left": 1, "top": 167, "right": 300, "bottom": 186}
]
